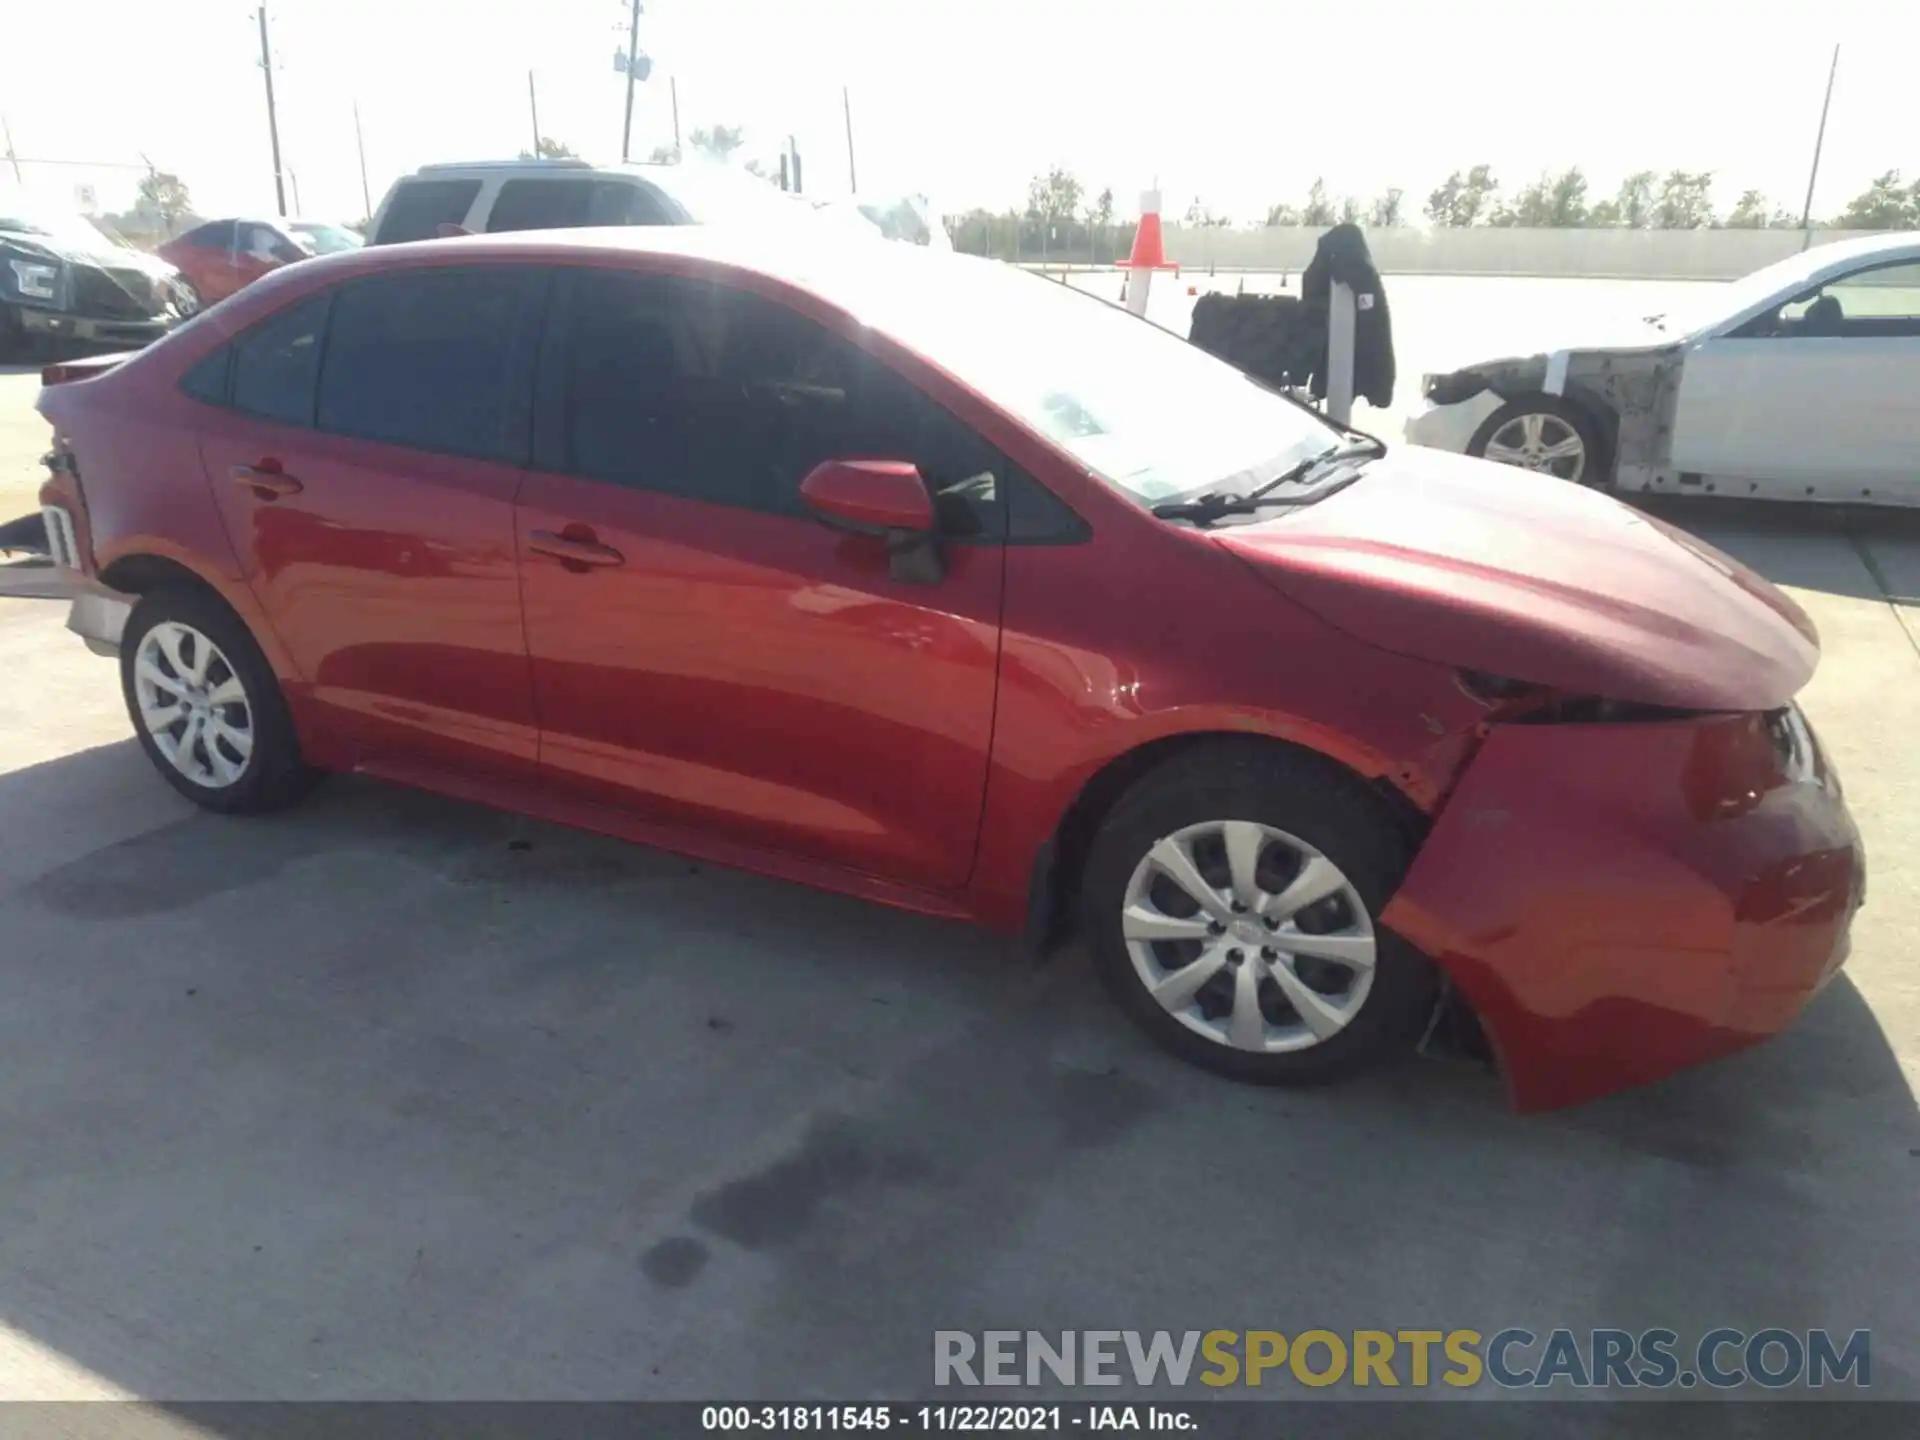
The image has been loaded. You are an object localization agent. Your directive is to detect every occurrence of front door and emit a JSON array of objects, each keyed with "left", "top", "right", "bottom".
[
  {"left": 1671, "top": 257, "right": 1920, "bottom": 500},
  {"left": 516, "top": 266, "right": 1007, "bottom": 891},
  {"left": 196, "top": 264, "right": 547, "bottom": 780}
]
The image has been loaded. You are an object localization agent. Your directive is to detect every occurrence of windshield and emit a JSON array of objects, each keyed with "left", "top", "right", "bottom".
[
  {"left": 290, "top": 222, "right": 362, "bottom": 255},
  {"left": 0, "top": 194, "right": 120, "bottom": 248},
  {"left": 845, "top": 259, "right": 1338, "bottom": 504}
]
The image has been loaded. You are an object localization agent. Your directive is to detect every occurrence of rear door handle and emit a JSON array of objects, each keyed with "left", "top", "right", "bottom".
[
  {"left": 230, "top": 462, "right": 302, "bottom": 498},
  {"left": 528, "top": 529, "right": 625, "bottom": 569}
]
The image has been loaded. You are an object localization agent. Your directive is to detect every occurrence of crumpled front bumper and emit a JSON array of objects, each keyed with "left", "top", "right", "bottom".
[
  {"left": 1381, "top": 709, "right": 1864, "bottom": 1112},
  {"left": 1403, "top": 389, "right": 1501, "bottom": 455}
]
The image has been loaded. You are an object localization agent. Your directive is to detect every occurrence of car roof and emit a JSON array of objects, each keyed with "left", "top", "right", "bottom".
[
  {"left": 269, "top": 223, "right": 1006, "bottom": 327},
  {"left": 1795, "top": 229, "right": 1920, "bottom": 273},
  {"left": 406, "top": 159, "right": 672, "bottom": 179}
]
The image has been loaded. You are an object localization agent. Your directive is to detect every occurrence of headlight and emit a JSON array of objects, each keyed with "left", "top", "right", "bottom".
[
  {"left": 1766, "top": 704, "right": 1819, "bottom": 784},
  {"left": 7, "top": 258, "right": 59, "bottom": 300}
]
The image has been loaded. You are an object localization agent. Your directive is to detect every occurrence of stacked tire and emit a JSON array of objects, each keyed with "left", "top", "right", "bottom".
[{"left": 1188, "top": 293, "right": 1317, "bottom": 391}]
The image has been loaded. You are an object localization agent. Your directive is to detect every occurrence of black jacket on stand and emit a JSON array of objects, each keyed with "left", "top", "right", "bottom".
[{"left": 1300, "top": 223, "right": 1396, "bottom": 409}]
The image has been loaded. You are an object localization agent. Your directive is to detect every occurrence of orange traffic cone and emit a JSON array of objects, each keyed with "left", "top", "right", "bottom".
[{"left": 1116, "top": 189, "right": 1178, "bottom": 317}]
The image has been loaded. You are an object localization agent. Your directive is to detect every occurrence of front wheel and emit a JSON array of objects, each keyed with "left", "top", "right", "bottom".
[
  {"left": 119, "top": 586, "right": 320, "bottom": 813},
  {"left": 1080, "top": 743, "right": 1436, "bottom": 1086},
  {"left": 1469, "top": 395, "right": 1606, "bottom": 485}
]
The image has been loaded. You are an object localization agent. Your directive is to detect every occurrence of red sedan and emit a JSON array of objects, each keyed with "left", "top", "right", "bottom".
[
  {"left": 33, "top": 230, "right": 1866, "bottom": 1111},
  {"left": 157, "top": 218, "right": 361, "bottom": 306}
]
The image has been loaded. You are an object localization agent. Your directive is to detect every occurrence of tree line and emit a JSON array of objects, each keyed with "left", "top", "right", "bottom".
[{"left": 945, "top": 164, "right": 1920, "bottom": 261}]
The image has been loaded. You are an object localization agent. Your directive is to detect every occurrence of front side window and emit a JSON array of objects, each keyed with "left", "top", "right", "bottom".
[
  {"left": 374, "top": 179, "right": 482, "bottom": 244},
  {"left": 1775, "top": 259, "right": 1920, "bottom": 336},
  {"left": 315, "top": 266, "right": 542, "bottom": 462},
  {"left": 289, "top": 222, "right": 362, "bottom": 255},
  {"left": 558, "top": 269, "right": 1005, "bottom": 534},
  {"left": 228, "top": 292, "right": 330, "bottom": 425}
]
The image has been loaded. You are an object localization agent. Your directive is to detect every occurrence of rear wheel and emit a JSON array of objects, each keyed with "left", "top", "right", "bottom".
[
  {"left": 119, "top": 586, "right": 320, "bottom": 813},
  {"left": 1469, "top": 395, "right": 1606, "bottom": 485},
  {"left": 1080, "top": 743, "right": 1435, "bottom": 1086}
]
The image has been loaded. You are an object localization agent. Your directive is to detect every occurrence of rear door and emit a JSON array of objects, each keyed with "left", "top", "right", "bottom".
[
  {"left": 514, "top": 265, "right": 1007, "bottom": 890},
  {"left": 195, "top": 264, "right": 546, "bottom": 780},
  {"left": 1671, "top": 257, "right": 1920, "bottom": 500}
]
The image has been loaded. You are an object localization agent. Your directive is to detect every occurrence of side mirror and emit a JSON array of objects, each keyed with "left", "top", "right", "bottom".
[{"left": 799, "top": 459, "right": 944, "bottom": 585}]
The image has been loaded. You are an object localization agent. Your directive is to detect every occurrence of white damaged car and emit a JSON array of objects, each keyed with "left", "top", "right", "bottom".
[{"left": 1404, "top": 232, "right": 1920, "bottom": 506}]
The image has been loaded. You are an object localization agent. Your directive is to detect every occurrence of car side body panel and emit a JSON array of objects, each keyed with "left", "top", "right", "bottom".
[{"left": 32, "top": 229, "right": 1867, "bottom": 1112}]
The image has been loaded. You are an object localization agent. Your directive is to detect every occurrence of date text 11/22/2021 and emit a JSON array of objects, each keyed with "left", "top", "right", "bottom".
[{"left": 701, "top": 1406, "right": 1192, "bottom": 1432}]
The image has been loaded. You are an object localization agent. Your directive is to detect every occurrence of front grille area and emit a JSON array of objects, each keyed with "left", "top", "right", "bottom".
[{"left": 71, "top": 265, "right": 161, "bottom": 319}]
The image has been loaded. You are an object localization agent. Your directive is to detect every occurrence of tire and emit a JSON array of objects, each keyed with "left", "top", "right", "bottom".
[
  {"left": 119, "top": 585, "right": 321, "bottom": 814},
  {"left": 0, "top": 305, "right": 28, "bottom": 365},
  {"left": 1080, "top": 741, "right": 1435, "bottom": 1087},
  {"left": 1468, "top": 394, "right": 1608, "bottom": 486}
]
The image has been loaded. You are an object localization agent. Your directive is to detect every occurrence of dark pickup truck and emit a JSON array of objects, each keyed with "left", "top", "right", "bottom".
[{"left": 2, "top": 198, "right": 196, "bottom": 360}]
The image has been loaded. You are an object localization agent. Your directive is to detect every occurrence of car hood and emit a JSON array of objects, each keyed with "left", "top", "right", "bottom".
[
  {"left": 0, "top": 227, "right": 179, "bottom": 279},
  {"left": 1213, "top": 447, "right": 1818, "bottom": 712}
]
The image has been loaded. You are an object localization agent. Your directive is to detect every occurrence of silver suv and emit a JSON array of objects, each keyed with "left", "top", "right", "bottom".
[{"left": 366, "top": 156, "right": 941, "bottom": 248}]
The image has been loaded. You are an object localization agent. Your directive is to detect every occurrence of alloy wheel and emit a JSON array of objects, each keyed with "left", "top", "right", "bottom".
[
  {"left": 1120, "top": 820, "right": 1378, "bottom": 1054},
  {"left": 133, "top": 620, "right": 255, "bottom": 788},
  {"left": 1481, "top": 411, "right": 1587, "bottom": 481}
]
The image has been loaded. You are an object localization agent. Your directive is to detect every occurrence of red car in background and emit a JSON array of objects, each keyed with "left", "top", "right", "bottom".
[
  {"left": 157, "top": 217, "right": 362, "bottom": 306},
  {"left": 31, "top": 230, "right": 1866, "bottom": 1112}
]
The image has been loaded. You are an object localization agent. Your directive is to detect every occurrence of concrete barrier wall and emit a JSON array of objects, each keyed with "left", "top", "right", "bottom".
[{"left": 1158, "top": 226, "right": 1887, "bottom": 280}]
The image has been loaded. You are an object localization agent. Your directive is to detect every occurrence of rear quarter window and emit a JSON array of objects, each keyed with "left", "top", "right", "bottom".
[
  {"left": 372, "top": 179, "right": 483, "bottom": 244},
  {"left": 229, "top": 292, "right": 331, "bottom": 425}
]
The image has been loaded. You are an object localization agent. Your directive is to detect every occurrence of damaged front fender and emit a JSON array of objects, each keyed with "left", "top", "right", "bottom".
[{"left": 1380, "top": 711, "right": 1864, "bottom": 1112}]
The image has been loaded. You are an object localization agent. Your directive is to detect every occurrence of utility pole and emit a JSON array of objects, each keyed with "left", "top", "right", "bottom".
[
  {"left": 842, "top": 87, "right": 857, "bottom": 195},
  {"left": 528, "top": 71, "right": 541, "bottom": 156},
  {"left": 1799, "top": 43, "right": 1840, "bottom": 252},
  {"left": 1, "top": 115, "right": 21, "bottom": 184},
  {"left": 670, "top": 77, "right": 681, "bottom": 158},
  {"left": 257, "top": 5, "right": 287, "bottom": 216},
  {"left": 353, "top": 101, "right": 372, "bottom": 219},
  {"left": 620, "top": 0, "right": 642, "bottom": 161}
]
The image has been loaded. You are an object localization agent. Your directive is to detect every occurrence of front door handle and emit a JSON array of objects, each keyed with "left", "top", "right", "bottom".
[
  {"left": 528, "top": 529, "right": 625, "bottom": 570},
  {"left": 230, "top": 461, "right": 302, "bottom": 498}
]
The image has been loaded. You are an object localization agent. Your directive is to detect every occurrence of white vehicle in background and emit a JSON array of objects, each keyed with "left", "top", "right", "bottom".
[
  {"left": 1404, "top": 231, "right": 1920, "bottom": 506},
  {"left": 367, "top": 155, "right": 938, "bottom": 251}
]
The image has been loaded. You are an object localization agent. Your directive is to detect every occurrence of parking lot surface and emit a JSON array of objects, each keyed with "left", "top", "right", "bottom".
[{"left": 0, "top": 279, "right": 1916, "bottom": 1404}]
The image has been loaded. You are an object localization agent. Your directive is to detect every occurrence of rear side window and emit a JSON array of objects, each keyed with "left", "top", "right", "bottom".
[
  {"left": 373, "top": 179, "right": 482, "bottom": 244},
  {"left": 180, "top": 220, "right": 236, "bottom": 250},
  {"left": 229, "top": 292, "right": 331, "bottom": 425},
  {"left": 315, "top": 266, "right": 543, "bottom": 462},
  {"left": 487, "top": 177, "right": 674, "bottom": 232}
]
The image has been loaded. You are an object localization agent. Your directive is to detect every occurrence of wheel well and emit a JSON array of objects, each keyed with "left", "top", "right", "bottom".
[
  {"left": 1028, "top": 731, "right": 1430, "bottom": 954},
  {"left": 99, "top": 553, "right": 218, "bottom": 597}
]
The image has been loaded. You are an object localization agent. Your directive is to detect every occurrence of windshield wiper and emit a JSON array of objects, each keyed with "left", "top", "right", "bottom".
[
  {"left": 1149, "top": 433, "right": 1386, "bottom": 526},
  {"left": 1152, "top": 441, "right": 1382, "bottom": 523}
]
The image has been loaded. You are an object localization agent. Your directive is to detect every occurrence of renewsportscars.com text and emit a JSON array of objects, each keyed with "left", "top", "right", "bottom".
[{"left": 933, "top": 1328, "right": 1870, "bottom": 1390}]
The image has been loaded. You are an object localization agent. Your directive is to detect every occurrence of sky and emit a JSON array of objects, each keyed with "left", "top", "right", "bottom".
[{"left": 1, "top": 0, "right": 1915, "bottom": 227}]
